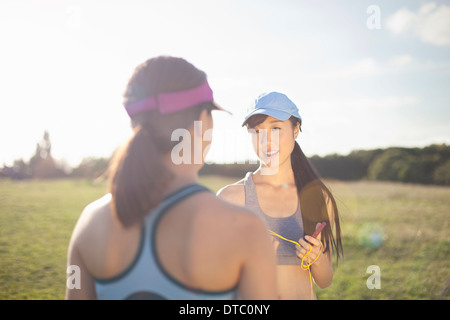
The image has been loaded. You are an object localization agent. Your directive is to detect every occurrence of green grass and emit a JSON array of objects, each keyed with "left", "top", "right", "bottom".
[
  {"left": 0, "top": 177, "right": 448, "bottom": 299},
  {"left": 316, "top": 180, "right": 450, "bottom": 300},
  {"left": 0, "top": 179, "right": 107, "bottom": 299}
]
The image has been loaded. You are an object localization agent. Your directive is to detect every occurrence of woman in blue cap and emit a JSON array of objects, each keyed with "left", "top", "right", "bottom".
[{"left": 218, "top": 92, "right": 343, "bottom": 300}]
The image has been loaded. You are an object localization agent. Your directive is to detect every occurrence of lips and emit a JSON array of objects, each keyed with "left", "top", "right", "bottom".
[{"left": 263, "top": 150, "right": 279, "bottom": 157}]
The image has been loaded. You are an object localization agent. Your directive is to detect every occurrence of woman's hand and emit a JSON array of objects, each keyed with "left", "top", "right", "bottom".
[{"left": 296, "top": 223, "right": 324, "bottom": 264}]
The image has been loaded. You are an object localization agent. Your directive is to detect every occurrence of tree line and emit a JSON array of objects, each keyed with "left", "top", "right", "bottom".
[
  {"left": 308, "top": 144, "right": 450, "bottom": 185},
  {"left": 199, "top": 144, "right": 450, "bottom": 185},
  {"left": 1, "top": 132, "right": 449, "bottom": 185}
]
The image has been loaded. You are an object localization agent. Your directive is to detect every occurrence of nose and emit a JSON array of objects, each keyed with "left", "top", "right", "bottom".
[
  {"left": 257, "top": 131, "right": 271, "bottom": 152},
  {"left": 260, "top": 130, "right": 267, "bottom": 144},
  {"left": 259, "top": 129, "right": 278, "bottom": 153}
]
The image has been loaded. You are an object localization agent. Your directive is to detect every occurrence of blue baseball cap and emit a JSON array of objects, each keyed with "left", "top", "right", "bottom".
[{"left": 242, "top": 92, "right": 302, "bottom": 130}]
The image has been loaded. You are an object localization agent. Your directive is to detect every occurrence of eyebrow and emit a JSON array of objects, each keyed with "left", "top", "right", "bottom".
[{"left": 254, "top": 119, "right": 283, "bottom": 127}]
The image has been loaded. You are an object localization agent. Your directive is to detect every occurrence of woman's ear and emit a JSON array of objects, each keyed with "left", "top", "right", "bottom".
[
  {"left": 196, "top": 108, "right": 213, "bottom": 138},
  {"left": 294, "top": 122, "right": 300, "bottom": 139}
]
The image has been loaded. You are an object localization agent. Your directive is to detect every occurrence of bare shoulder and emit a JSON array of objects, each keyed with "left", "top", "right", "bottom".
[
  {"left": 68, "top": 194, "right": 113, "bottom": 251},
  {"left": 66, "top": 194, "right": 116, "bottom": 299},
  {"left": 216, "top": 178, "right": 246, "bottom": 206},
  {"left": 205, "top": 195, "right": 272, "bottom": 261},
  {"left": 196, "top": 192, "right": 266, "bottom": 242}
]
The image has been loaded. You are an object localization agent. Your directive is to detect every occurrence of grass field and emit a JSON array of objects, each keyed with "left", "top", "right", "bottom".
[{"left": 0, "top": 176, "right": 448, "bottom": 300}]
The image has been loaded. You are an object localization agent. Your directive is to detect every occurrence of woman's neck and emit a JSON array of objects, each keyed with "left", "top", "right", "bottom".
[
  {"left": 254, "top": 157, "right": 295, "bottom": 188},
  {"left": 162, "top": 153, "right": 200, "bottom": 196}
]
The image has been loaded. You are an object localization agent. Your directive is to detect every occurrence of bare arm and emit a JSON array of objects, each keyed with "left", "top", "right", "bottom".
[
  {"left": 304, "top": 232, "right": 333, "bottom": 289},
  {"left": 237, "top": 214, "right": 278, "bottom": 299},
  {"left": 65, "top": 240, "right": 97, "bottom": 299},
  {"left": 65, "top": 206, "right": 98, "bottom": 300},
  {"left": 310, "top": 193, "right": 336, "bottom": 288},
  {"left": 297, "top": 193, "right": 336, "bottom": 289}
]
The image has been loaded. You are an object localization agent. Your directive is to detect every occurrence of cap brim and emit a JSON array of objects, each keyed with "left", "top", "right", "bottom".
[
  {"left": 212, "top": 102, "right": 232, "bottom": 115},
  {"left": 241, "top": 108, "right": 291, "bottom": 126}
]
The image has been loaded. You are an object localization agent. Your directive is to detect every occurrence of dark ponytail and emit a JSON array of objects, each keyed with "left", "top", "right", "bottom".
[
  {"left": 109, "top": 124, "right": 174, "bottom": 227},
  {"left": 291, "top": 139, "right": 343, "bottom": 264},
  {"left": 109, "top": 56, "right": 214, "bottom": 227}
]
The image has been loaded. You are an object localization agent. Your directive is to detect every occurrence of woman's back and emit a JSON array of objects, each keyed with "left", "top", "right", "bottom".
[{"left": 66, "top": 183, "right": 277, "bottom": 299}]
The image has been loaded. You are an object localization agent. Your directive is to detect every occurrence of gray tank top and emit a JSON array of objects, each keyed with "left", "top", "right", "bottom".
[
  {"left": 94, "top": 184, "right": 237, "bottom": 300},
  {"left": 243, "top": 172, "right": 304, "bottom": 265}
]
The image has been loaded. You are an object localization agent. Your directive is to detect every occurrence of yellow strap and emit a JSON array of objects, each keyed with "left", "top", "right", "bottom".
[{"left": 268, "top": 230, "right": 323, "bottom": 300}]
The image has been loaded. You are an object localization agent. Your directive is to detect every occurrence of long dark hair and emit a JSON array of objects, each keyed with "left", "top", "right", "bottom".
[
  {"left": 244, "top": 115, "right": 343, "bottom": 264},
  {"left": 109, "top": 56, "right": 214, "bottom": 227}
]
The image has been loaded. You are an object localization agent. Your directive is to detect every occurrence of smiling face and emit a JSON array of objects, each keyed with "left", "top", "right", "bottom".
[{"left": 246, "top": 115, "right": 300, "bottom": 169}]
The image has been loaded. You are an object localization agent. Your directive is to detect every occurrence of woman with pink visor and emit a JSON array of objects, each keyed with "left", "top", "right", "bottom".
[{"left": 66, "top": 56, "right": 277, "bottom": 300}]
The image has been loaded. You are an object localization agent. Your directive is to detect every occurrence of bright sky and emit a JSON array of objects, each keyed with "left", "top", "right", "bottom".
[{"left": 1, "top": 0, "right": 449, "bottom": 167}]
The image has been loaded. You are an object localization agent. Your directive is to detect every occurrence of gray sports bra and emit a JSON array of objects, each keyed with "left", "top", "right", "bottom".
[
  {"left": 243, "top": 172, "right": 304, "bottom": 265},
  {"left": 94, "top": 184, "right": 237, "bottom": 300}
]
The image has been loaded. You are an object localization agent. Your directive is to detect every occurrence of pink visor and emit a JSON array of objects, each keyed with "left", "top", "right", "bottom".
[{"left": 124, "top": 81, "right": 228, "bottom": 117}]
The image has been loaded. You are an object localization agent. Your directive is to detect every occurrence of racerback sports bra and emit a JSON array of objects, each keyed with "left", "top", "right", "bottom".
[
  {"left": 243, "top": 172, "right": 304, "bottom": 265},
  {"left": 95, "top": 184, "right": 238, "bottom": 299}
]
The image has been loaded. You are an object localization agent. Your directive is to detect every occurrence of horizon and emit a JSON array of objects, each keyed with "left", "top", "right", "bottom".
[
  {"left": 2, "top": 128, "right": 447, "bottom": 169},
  {"left": 1, "top": 0, "right": 449, "bottom": 167}
]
